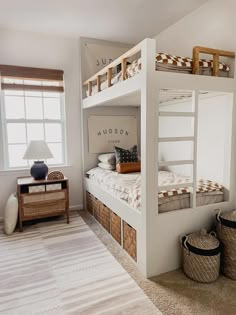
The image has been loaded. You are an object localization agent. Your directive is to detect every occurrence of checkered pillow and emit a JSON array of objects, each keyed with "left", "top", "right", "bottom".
[{"left": 114, "top": 145, "right": 138, "bottom": 163}]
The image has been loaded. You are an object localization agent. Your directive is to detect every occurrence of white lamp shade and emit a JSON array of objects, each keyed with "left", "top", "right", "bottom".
[{"left": 23, "top": 140, "right": 53, "bottom": 160}]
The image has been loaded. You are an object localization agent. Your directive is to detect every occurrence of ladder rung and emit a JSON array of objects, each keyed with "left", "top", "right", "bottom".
[
  {"left": 158, "top": 136, "right": 194, "bottom": 142},
  {"left": 159, "top": 112, "right": 195, "bottom": 117},
  {"left": 158, "top": 182, "right": 193, "bottom": 192},
  {"left": 159, "top": 160, "right": 194, "bottom": 167}
]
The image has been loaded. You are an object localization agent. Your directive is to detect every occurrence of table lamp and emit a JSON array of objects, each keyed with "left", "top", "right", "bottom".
[{"left": 23, "top": 140, "right": 53, "bottom": 180}]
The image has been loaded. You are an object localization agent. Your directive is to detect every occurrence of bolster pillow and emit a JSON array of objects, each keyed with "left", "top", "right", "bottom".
[{"left": 116, "top": 162, "right": 141, "bottom": 174}]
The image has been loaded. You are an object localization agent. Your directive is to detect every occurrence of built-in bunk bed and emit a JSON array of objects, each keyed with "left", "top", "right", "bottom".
[{"left": 81, "top": 39, "right": 236, "bottom": 277}]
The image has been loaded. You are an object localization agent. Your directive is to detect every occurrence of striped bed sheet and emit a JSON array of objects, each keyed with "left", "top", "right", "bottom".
[{"left": 86, "top": 168, "right": 224, "bottom": 213}]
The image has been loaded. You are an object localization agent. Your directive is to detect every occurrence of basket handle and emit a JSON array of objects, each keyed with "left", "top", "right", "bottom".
[
  {"left": 209, "top": 231, "right": 217, "bottom": 238},
  {"left": 180, "top": 235, "right": 189, "bottom": 250},
  {"left": 215, "top": 208, "right": 222, "bottom": 223}
]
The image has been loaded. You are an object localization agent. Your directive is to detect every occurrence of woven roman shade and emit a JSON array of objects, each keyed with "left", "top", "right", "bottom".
[{"left": 0, "top": 65, "right": 64, "bottom": 92}]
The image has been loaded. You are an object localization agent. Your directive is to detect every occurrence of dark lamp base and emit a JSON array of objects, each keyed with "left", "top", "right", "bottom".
[{"left": 30, "top": 161, "right": 48, "bottom": 180}]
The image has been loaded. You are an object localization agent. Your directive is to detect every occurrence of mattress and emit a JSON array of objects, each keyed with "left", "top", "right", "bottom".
[
  {"left": 86, "top": 53, "right": 230, "bottom": 96},
  {"left": 86, "top": 168, "right": 224, "bottom": 213}
]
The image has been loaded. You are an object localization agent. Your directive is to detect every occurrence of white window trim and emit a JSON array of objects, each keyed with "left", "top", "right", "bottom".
[
  {"left": 0, "top": 91, "right": 67, "bottom": 170},
  {"left": 0, "top": 164, "right": 72, "bottom": 177}
]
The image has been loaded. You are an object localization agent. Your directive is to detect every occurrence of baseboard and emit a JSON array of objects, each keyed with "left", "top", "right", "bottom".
[
  {"left": 0, "top": 204, "right": 84, "bottom": 223},
  {"left": 69, "top": 204, "right": 84, "bottom": 211}
]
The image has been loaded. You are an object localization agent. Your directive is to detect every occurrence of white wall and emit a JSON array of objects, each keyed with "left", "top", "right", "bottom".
[
  {"left": 154, "top": 0, "right": 236, "bottom": 55},
  {"left": 197, "top": 94, "right": 232, "bottom": 188},
  {"left": 154, "top": 0, "right": 236, "bottom": 198},
  {"left": 0, "top": 29, "right": 83, "bottom": 217},
  {"left": 158, "top": 94, "right": 233, "bottom": 189},
  {"left": 159, "top": 100, "right": 194, "bottom": 177}
]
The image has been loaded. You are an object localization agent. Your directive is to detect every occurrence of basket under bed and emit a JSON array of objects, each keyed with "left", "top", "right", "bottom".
[{"left": 86, "top": 191, "right": 137, "bottom": 261}]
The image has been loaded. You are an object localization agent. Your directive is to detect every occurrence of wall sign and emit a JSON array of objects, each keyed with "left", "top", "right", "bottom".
[
  {"left": 83, "top": 42, "right": 129, "bottom": 80},
  {"left": 88, "top": 116, "right": 137, "bottom": 153}
]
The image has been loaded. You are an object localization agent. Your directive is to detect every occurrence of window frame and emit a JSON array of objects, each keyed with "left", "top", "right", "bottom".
[{"left": 0, "top": 89, "right": 67, "bottom": 170}]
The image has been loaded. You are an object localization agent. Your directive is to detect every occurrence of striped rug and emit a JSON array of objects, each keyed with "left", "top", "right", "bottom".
[{"left": 0, "top": 214, "right": 160, "bottom": 315}]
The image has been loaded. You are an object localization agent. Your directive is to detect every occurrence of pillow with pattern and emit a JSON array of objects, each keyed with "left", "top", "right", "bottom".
[{"left": 114, "top": 145, "right": 138, "bottom": 164}]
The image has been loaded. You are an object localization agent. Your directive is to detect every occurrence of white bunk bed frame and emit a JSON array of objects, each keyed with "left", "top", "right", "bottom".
[{"left": 81, "top": 38, "right": 236, "bottom": 278}]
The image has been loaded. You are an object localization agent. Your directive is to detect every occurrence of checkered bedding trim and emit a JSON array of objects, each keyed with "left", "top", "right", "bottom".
[
  {"left": 87, "top": 168, "right": 224, "bottom": 209},
  {"left": 158, "top": 179, "right": 224, "bottom": 198},
  {"left": 87, "top": 53, "right": 230, "bottom": 95},
  {"left": 156, "top": 53, "right": 230, "bottom": 71},
  {"left": 126, "top": 54, "right": 229, "bottom": 79},
  {"left": 128, "top": 179, "right": 223, "bottom": 208}
]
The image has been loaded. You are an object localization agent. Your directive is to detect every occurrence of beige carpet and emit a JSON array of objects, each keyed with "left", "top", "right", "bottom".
[
  {"left": 0, "top": 214, "right": 160, "bottom": 315},
  {"left": 80, "top": 210, "right": 236, "bottom": 315}
]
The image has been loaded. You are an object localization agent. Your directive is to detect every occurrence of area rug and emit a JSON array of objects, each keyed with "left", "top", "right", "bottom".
[
  {"left": 0, "top": 214, "right": 160, "bottom": 315},
  {"left": 80, "top": 211, "right": 236, "bottom": 315}
]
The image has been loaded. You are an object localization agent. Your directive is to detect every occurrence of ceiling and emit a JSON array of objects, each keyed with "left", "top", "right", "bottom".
[{"left": 0, "top": 0, "right": 209, "bottom": 44}]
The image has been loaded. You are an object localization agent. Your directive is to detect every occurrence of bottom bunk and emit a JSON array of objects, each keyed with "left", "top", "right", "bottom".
[
  {"left": 86, "top": 167, "right": 224, "bottom": 212},
  {"left": 84, "top": 170, "right": 232, "bottom": 277}
]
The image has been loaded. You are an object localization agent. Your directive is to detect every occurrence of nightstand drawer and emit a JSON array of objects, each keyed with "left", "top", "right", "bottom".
[
  {"left": 46, "top": 184, "right": 62, "bottom": 191},
  {"left": 22, "top": 191, "right": 66, "bottom": 218},
  {"left": 22, "top": 191, "right": 65, "bottom": 204}
]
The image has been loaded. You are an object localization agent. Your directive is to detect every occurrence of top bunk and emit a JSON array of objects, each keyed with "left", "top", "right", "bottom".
[{"left": 82, "top": 38, "right": 236, "bottom": 109}]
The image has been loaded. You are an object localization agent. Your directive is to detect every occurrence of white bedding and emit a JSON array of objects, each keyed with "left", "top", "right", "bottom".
[
  {"left": 86, "top": 168, "right": 224, "bottom": 212},
  {"left": 86, "top": 167, "right": 140, "bottom": 204}
]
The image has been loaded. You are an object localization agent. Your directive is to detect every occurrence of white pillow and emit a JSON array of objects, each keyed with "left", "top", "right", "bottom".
[
  {"left": 98, "top": 162, "right": 116, "bottom": 171},
  {"left": 98, "top": 153, "right": 116, "bottom": 164},
  {"left": 4, "top": 193, "right": 18, "bottom": 235}
]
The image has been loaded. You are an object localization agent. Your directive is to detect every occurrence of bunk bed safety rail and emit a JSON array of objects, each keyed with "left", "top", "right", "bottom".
[
  {"left": 158, "top": 136, "right": 195, "bottom": 142},
  {"left": 193, "top": 46, "right": 235, "bottom": 77},
  {"left": 159, "top": 160, "right": 194, "bottom": 167},
  {"left": 159, "top": 112, "right": 195, "bottom": 117},
  {"left": 83, "top": 40, "right": 146, "bottom": 96},
  {"left": 158, "top": 182, "right": 193, "bottom": 192}
]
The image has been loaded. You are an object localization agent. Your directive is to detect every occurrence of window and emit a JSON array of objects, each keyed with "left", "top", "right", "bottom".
[{"left": 0, "top": 65, "right": 66, "bottom": 169}]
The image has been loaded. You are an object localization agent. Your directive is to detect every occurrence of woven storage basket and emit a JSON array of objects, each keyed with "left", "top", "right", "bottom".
[
  {"left": 181, "top": 230, "right": 220, "bottom": 283},
  {"left": 100, "top": 204, "right": 111, "bottom": 233},
  {"left": 123, "top": 221, "right": 137, "bottom": 261},
  {"left": 86, "top": 191, "right": 94, "bottom": 215},
  {"left": 216, "top": 209, "right": 236, "bottom": 280},
  {"left": 93, "top": 197, "right": 101, "bottom": 223},
  {"left": 111, "top": 211, "right": 121, "bottom": 245}
]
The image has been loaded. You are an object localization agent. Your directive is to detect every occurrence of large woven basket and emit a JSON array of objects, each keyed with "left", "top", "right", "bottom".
[
  {"left": 100, "top": 204, "right": 111, "bottom": 232},
  {"left": 181, "top": 230, "right": 220, "bottom": 283},
  {"left": 216, "top": 209, "right": 236, "bottom": 280},
  {"left": 111, "top": 211, "right": 121, "bottom": 245},
  {"left": 123, "top": 221, "right": 137, "bottom": 261}
]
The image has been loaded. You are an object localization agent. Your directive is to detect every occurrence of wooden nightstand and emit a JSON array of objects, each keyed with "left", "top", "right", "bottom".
[{"left": 17, "top": 177, "right": 69, "bottom": 231}]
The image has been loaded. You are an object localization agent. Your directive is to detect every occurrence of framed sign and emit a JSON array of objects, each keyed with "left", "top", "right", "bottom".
[
  {"left": 83, "top": 42, "right": 130, "bottom": 80},
  {"left": 88, "top": 116, "right": 137, "bottom": 153}
]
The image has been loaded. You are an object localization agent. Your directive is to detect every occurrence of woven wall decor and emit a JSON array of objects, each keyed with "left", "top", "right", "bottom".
[{"left": 47, "top": 171, "right": 64, "bottom": 180}]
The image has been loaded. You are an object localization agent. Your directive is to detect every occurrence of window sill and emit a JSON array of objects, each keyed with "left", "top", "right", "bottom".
[{"left": 0, "top": 165, "right": 73, "bottom": 177}]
